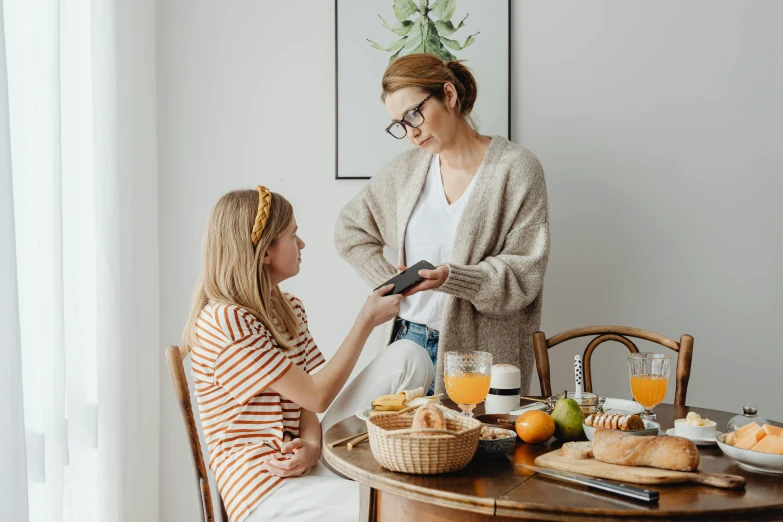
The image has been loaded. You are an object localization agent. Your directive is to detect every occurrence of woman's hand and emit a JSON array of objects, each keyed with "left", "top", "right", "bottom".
[
  {"left": 396, "top": 264, "right": 450, "bottom": 296},
  {"left": 358, "top": 285, "right": 404, "bottom": 327},
  {"left": 262, "top": 438, "right": 320, "bottom": 478}
]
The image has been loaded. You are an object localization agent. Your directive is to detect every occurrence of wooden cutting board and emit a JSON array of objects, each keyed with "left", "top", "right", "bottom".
[{"left": 534, "top": 450, "right": 745, "bottom": 489}]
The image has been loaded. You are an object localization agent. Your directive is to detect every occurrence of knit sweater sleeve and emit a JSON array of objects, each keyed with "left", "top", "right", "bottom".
[
  {"left": 334, "top": 168, "right": 399, "bottom": 288},
  {"left": 439, "top": 155, "right": 550, "bottom": 317}
]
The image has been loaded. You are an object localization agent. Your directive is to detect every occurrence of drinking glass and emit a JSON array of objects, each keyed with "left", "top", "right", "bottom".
[
  {"left": 444, "top": 351, "right": 493, "bottom": 417},
  {"left": 628, "top": 352, "right": 671, "bottom": 421}
]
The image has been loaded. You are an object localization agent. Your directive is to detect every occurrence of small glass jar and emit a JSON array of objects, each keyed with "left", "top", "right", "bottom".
[
  {"left": 574, "top": 393, "right": 600, "bottom": 415},
  {"left": 554, "top": 391, "right": 600, "bottom": 415},
  {"left": 726, "top": 403, "right": 769, "bottom": 433}
]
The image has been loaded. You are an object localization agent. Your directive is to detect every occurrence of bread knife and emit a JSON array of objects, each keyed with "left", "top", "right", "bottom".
[{"left": 518, "top": 464, "right": 660, "bottom": 503}]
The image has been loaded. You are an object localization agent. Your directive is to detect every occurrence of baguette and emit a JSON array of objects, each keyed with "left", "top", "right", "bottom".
[
  {"left": 562, "top": 441, "right": 593, "bottom": 460},
  {"left": 592, "top": 429, "right": 700, "bottom": 471}
]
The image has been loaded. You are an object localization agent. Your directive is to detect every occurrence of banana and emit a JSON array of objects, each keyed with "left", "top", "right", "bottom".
[{"left": 371, "top": 392, "right": 407, "bottom": 411}]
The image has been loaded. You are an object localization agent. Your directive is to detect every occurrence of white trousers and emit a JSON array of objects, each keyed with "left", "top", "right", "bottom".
[{"left": 244, "top": 340, "right": 434, "bottom": 522}]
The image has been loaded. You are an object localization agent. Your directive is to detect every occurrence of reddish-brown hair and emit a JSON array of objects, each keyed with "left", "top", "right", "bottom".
[{"left": 381, "top": 53, "right": 478, "bottom": 129}]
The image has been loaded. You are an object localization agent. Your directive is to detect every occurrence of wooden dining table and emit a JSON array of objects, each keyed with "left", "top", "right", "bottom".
[{"left": 322, "top": 400, "right": 783, "bottom": 521}]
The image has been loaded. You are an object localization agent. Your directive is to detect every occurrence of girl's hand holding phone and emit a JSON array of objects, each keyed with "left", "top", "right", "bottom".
[{"left": 359, "top": 285, "right": 403, "bottom": 327}]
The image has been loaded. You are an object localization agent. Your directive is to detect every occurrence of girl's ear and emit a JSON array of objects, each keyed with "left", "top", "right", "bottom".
[{"left": 262, "top": 250, "right": 272, "bottom": 266}]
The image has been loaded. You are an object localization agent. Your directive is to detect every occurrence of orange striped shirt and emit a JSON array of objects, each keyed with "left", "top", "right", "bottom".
[{"left": 191, "top": 295, "right": 325, "bottom": 522}]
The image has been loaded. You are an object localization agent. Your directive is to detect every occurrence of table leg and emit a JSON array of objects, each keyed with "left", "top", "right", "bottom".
[{"left": 360, "top": 484, "right": 377, "bottom": 522}]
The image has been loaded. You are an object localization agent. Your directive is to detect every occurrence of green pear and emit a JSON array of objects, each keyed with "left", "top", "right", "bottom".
[{"left": 551, "top": 397, "right": 585, "bottom": 441}]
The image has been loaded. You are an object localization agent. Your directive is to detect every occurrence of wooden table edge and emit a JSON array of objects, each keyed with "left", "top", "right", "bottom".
[
  {"left": 494, "top": 499, "right": 783, "bottom": 522},
  {"left": 494, "top": 496, "right": 783, "bottom": 522},
  {"left": 323, "top": 443, "right": 532, "bottom": 516}
]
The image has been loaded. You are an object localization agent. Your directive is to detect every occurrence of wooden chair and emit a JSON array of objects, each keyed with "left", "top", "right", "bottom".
[
  {"left": 532, "top": 326, "right": 694, "bottom": 406},
  {"left": 165, "top": 345, "right": 228, "bottom": 522}
]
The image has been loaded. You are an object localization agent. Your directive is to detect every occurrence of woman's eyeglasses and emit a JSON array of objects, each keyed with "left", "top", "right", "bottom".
[{"left": 385, "top": 93, "right": 433, "bottom": 139}]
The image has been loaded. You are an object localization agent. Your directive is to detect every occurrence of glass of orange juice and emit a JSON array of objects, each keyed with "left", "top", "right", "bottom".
[
  {"left": 628, "top": 353, "right": 671, "bottom": 421},
  {"left": 444, "top": 351, "right": 492, "bottom": 417}
]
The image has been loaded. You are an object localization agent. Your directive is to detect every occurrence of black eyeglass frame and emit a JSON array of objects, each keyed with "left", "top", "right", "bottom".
[{"left": 385, "top": 93, "right": 434, "bottom": 139}]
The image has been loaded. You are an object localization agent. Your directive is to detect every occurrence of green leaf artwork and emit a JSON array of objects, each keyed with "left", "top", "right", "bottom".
[{"left": 367, "top": 0, "right": 479, "bottom": 63}]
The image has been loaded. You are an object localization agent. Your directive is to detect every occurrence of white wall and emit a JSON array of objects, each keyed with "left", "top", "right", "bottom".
[
  {"left": 116, "top": 1, "right": 161, "bottom": 519},
  {"left": 157, "top": 1, "right": 782, "bottom": 519},
  {"left": 156, "top": 2, "right": 383, "bottom": 520},
  {"left": 517, "top": 0, "right": 783, "bottom": 420}
]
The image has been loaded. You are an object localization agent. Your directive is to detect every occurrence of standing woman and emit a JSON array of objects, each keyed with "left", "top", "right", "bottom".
[{"left": 335, "top": 53, "right": 550, "bottom": 396}]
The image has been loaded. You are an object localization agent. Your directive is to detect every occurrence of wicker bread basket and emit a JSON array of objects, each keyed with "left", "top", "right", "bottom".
[{"left": 366, "top": 407, "right": 481, "bottom": 474}]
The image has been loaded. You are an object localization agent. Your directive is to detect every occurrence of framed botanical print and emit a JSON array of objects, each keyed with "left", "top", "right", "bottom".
[{"left": 335, "top": 0, "right": 510, "bottom": 179}]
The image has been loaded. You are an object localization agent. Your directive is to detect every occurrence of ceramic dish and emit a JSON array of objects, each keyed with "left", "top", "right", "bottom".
[
  {"left": 674, "top": 418, "right": 717, "bottom": 439},
  {"left": 355, "top": 407, "right": 374, "bottom": 421},
  {"left": 665, "top": 428, "right": 717, "bottom": 446},
  {"left": 509, "top": 402, "right": 549, "bottom": 415},
  {"left": 583, "top": 420, "right": 661, "bottom": 441},
  {"left": 600, "top": 398, "right": 645, "bottom": 415},
  {"left": 716, "top": 432, "right": 783, "bottom": 474},
  {"left": 475, "top": 428, "right": 517, "bottom": 458}
]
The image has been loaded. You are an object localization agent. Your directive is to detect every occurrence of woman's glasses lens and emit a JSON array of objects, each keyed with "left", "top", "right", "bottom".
[
  {"left": 388, "top": 122, "right": 406, "bottom": 139},
  {"left": 403, "top": 109, "right": 424, "bottom": 127},
  {"left": 387, "top": 110, "right": 425, "bottom": 139}
]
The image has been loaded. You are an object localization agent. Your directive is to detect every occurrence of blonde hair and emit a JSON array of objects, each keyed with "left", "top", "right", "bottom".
[
  {"left": 182, "top": 189, "right": 301, "bottom": 351},
  {"left": 381, "top": 53, "right": 478, "bottom": 131}
]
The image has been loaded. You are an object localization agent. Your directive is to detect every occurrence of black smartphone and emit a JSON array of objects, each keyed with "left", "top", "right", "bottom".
[{"left": 374, "top": 260, "right": 437, "bottom": 296}]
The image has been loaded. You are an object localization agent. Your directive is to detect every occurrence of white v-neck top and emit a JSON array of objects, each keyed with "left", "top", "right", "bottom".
[{"left": 398, "top": 154, "right": 476, "bottom": 331}]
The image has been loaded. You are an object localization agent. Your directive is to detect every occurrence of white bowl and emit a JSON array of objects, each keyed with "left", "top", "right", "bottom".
[
  {"left": 674, "top": 418, "right": 717, "bottom": 439},
  {"left": 716, "top": 432, "right": 783, "bottom": 474},
  {"left": 583, "top": 420, "right": 660, "bottom": 441}
]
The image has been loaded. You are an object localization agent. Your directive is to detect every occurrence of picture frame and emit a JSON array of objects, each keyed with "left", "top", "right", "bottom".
[{"left": 335, "top": 0, "right": 511, "bottom": 179}]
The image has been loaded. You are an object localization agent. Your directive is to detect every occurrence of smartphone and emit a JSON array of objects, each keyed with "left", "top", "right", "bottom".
[{"left": 374, "top": 260, "right": 437, "bottom": 296}]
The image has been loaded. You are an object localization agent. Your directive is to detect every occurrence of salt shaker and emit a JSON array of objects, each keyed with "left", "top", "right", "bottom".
[{"left": 726, "top": 403, "right": 769, "bottom": 433}]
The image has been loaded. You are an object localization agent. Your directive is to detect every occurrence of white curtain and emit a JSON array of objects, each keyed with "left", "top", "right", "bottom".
[
  {"left": 1, "top": 1, "right": 159, "bottom": 521},
  {"left": 0, "top": 2, "right": 30, "bottom": 520}
]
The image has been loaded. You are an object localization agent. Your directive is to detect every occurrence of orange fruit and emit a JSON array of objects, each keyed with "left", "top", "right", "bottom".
[{"left": 515, "top": 410, "right": 555, "bottom": 444}]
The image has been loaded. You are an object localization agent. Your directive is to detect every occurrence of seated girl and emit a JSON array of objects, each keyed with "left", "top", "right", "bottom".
[{"left": 182, "top": 187, "right": 433, "bottom": 522}]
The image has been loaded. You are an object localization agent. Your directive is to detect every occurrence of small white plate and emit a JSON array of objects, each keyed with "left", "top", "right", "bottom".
[
  {"left": 509, "top": 402, "right": 548, "bottom": 416},
  {"left": 355, "top": 407, "right": 373, "bottom": 421},
  {"left": 584, "top": 420, "right": 661, "bottom": 441},
  {"left": 665, "top": 428, "right": 717, "bottom": 446},
  {"left": 601, "top": 398, "right": 645, "bottom": 415}
]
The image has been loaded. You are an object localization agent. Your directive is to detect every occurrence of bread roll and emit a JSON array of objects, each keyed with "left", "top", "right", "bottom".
[
  {"left": 626, "top": 414, "right": 645, "bottom": 431},
  {"left": 411, "top": 404, "right": 446, "bottom": 435},
  {"left": 592, "top": 429, "right": 700, "bottom": 471}
]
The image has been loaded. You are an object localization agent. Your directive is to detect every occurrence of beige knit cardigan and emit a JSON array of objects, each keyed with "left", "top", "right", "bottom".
[{"left": 334, "top": 136, "right": 550, "bottom": 395}]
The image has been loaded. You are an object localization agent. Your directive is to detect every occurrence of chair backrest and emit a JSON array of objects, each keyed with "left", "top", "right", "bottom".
[
  {"left": 532, "top": 326, "right": 694, "bottom": 406},
  {"left": 165, "top": 345, "right": 227, "bottom": 522}
]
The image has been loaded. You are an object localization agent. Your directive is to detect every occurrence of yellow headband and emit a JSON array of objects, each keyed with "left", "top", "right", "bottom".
[{"left": 251, "top": 186, "right": 272, "bottom": 247}]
